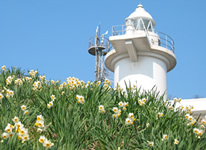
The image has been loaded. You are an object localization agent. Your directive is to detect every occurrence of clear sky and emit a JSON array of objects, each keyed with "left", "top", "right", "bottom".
[{"left": 0, "top": 0, "right": 205, "bottom": 99}]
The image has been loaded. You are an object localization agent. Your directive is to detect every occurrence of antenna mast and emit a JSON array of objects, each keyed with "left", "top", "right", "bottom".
[{"left": 88, "top": 25, "right": 111, "bottom": 82}]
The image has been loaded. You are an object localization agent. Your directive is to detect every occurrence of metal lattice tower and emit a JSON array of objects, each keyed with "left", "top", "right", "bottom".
[{"left": 88, "top": 25, "right": 111, "bottom": 82}]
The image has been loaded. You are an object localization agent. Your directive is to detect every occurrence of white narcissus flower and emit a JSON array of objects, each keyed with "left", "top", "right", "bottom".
[
  {"left": 8, "top": 132, "right": 14, "bottom": 138},
  {"left": 15, "top": 121, "right": 24, "bottom": 130},
  {"left": 201, "top": 119, "right": 206, "bottom": 125},
  {"left": 158, "top": 112, "right": 164, "bottom": 117},
  {"left": 43, "top": 139, "right": 54, "bottom": 148},
  {"left": 198, "top": 129, "right": 204, "bottom": 136},
  {"left": 2, "top": 65, "right": 6, "bottom": 70},
  {"left": 112, "top": 114, "right": 118, "bottom": 119},
  {"left": 100, "top": 109, "right": 105, "bottom": 114},
  {"left": 37, "top": 128, "right": 43, "bottom": 133},
  {"left": 163, "top": 134, "right": 168, "bottom": 140},
  {"left": 39, "top": 135, "right": 46, "bottom": 143},
  {"left": 24, "top": 110, "right": 29, "bottom": 115},
  {"left": 47, "top": 101, "right": 53, "bottom": 109},
  {"left": 124, "top": 102, "right": 129, "bottom": 107},
  {"left": 118, "top": 101, "right": 123, "bottom": 107},
  {"left": 76, "top": 95, "right": 85, "bottom": 104},
  {"left": 174, "top": 139, "right": 179, "bottom": 144},
  {"left": 112, "top": 107, "right": 118, "bottom": 113},
  {"left": 142, "top": 98, "right": 147, "bottom": 103},
  {"left": 148, "top": 141, "right": 154, "bottom": 147},
  {"left": 36, "top": 120, "right": 44, "bottom": 128},
  {"left": 2, "top": 132, "right": 8, "bottom": 139},
  {"left": 146, "top": 123, "right": 150, "bottom": 128},
  {"left": 9, "top": 90, "right": 14, "bottom": 97},
  {"left": 50, "top": 95, "right": 56, "bottom": 101},
  {"left": 99, "top": 105, "right": 105, "bottom": 114},
  {"left": 188, "top": 116, "right": 193, "bottom": 121},
  {"left": 125, "top": 118, "right": 132, "bottom": 125},
  {"left": 185, "top": 114, "right": 190, "bottom": 119},
  {"left": 193, "top": 128, "right": 199, "bottom": 134},
  {"left": 99, "top": 105, "right": 104, "bottom": 111},
  {"left": 0, "top": 93, "right": 4, "bottom": 100},
  {"left": 21, "top": 105, "right": 27, "bottom": 111},
  {"left": 22, "top": 134, "right": 29, "bottom": 142},
  {"left": 128, "top": 113, "right": 134, "bottom": 119},
  {"left": 5, "top": 126, "right": 12, "bottom": 133},
  {"left": 19, "top": 127, "right": 28, "bottom": 135},
  {"left": 37, "top": 115, "right": 44, "bottom": 121}
]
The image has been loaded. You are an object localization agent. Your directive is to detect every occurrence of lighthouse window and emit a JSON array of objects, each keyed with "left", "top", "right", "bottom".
[
  {"left": 134, "top": 18, "right": 146, "bottom": 30},
  {"left": 147, "top": 21, "right": 154, "bottom": 32}
]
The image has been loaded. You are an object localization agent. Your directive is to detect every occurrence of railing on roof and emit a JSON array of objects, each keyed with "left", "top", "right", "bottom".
[
  {"left": 148, "top": 31, "right": 175, "bottom": 52},
  {"left": 111, "top": 25, "right": 175, "bottom": 52},
  {"left": 88, "top": 36, "right": 112, "bottom": 52},
  {"left": 112, "top": 25, "right": 126, "bottom": 36}
]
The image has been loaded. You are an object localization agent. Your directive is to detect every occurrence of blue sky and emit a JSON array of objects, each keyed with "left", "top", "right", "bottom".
[{"left": 0, "top": 0, "right": 205, "bottom": 99}]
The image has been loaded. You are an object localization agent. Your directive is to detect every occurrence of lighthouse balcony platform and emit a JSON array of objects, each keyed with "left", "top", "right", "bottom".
[
  {"left": 111, "top": 25, "right": 175, "bottom": 52},
  {"left": 105, "top": 25, "right": 176, "bottom": 73}
]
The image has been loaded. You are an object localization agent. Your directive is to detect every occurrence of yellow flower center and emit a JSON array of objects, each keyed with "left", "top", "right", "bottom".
[
  {"left": 20, "top": 130, "right": 24, "bottom": 135},
  {"left": 7, "top": 129, "right": 11, "bottom": 133},
  {"left": 198, "top": 132, "right": 203, "bottom": 136},
  {"left": 46, "top": 143, "right": 51, "bottom": 147},
  {"left": 38, "top": 123, "right": 42, "bottom": 127},
  {"left": 40, "top": 139, "right": 44, "bottom": 143},
  {"left": 3, "top": 135, "right": 7, "bottom": 139}
]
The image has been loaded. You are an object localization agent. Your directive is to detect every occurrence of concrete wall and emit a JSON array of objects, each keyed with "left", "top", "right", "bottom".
[{"left": 114, "top": 55, "right": 167, "bottom": 97}]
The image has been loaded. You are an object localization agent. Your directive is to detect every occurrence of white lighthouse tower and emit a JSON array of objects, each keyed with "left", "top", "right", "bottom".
[{"left": 105, "top": 4, "right": 176, "bottom": 98}]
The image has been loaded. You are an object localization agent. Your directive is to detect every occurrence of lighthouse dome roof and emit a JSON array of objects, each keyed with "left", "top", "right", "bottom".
[{"left": 126, "top": 4, "right": 156, "bottom": 26}]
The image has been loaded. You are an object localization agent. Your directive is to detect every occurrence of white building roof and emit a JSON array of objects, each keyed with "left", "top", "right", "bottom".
[
  {"left": 171, "top": 98, "right": 206, "bottom": 117},
  {"left": 126, "top": 4, "right": 156, "bottom": 26}
]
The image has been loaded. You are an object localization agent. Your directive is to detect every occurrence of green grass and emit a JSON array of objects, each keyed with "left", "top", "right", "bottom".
[{"left": 0, "top": 67, "right": 205, "bottom": 150}]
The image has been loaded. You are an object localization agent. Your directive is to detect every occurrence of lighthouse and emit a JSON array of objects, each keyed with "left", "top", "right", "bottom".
[{"left": 105, "top": 4, "right": 176, "bottom": 98}]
